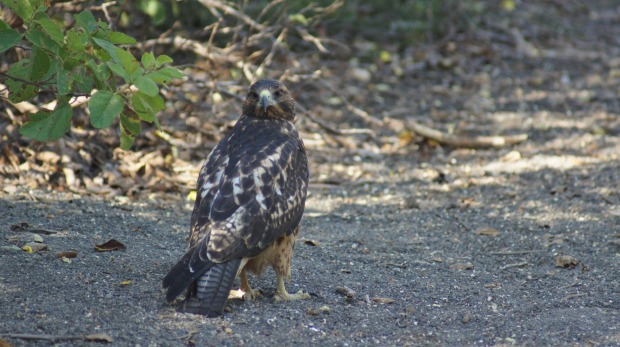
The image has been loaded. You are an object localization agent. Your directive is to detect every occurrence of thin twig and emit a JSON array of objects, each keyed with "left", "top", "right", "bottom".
[
  {"left": 0, "top": 333, "right": 112, "bottom": 342},
  {"left": 491, "top": 250, "right": 541, "bottom": 255},
  {"left": 562, "top": 293, "right": 586, "bottom": 301},
  {"left": 318, "top": 80, "right": 384, "bottom": 127},
  {"left": 499, "top": 262, "right": 529, "bottom": 270},
  {"left": 197, "top": 0, "right": 267, "bottom": 31},
  {"left": 407, "top": 120, "right": 528, "bottom": 148},
  {"left": 296, "top": 27, "right": 329, "bottom": 53}
]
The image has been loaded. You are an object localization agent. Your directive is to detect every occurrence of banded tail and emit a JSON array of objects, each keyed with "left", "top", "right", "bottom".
[{"left": 181, "top": 259, "right": 241, "bottom": 317}]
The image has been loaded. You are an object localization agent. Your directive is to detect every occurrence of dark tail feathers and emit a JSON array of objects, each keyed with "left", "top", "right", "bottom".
[
  {"left": 180, "top": 259, "right": 241, "bottom": 317},
  {"left": 162, "top": 250, "right": 212, "bottom": 302}
]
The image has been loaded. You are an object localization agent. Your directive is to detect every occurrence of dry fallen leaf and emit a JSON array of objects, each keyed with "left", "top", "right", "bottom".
[
  {"left": 120, "top": 280, "right": 132, "bottom": 286},
  {"left": 3, "top": 185, "right": 17, "bottom": 194},
  {"left": 56, "top": 250, "right": 78, "bottom": 258},
  {"left": 555, "top": 255, "right": 578, "bottom": 268},
  {"left": 303, "top": 239, "right": 321, "bottom": 246},
  {"left": 62, "top": 256, "right": 72, "bottom": 264},
  {"left": 22, "top": 242, "right": 47, "bottom": 253},
  {"left": 10, "top": 222, "right": 31, "bottom": 231},
  {"left": 462, "top": 312, "right": 472, "bottom": 323},
  {"left": 484, "top": 282, "right": 501, "bottom": 289},
  {"left": 0, "top": 337, "right": 14, "bottom": 347},
  {"left": 32, "top": 234, "right": 44, "bottom": 243},
  {"left": 372, "top": 297, "right": 396, "bottom": 304},
  {"left": 95, "top": 239, "right": 126, "bottom": 252},
  {"left": 474, "top": 227, "right": 499, "bottom": 236},
  {"left": 84, "top": 333, "right": 114, "bottom": 342},
  {"left": 335, "top": 286, "right": 356, "bottom": 300},
  {"left": 450, "top": 262, "right": 474, "bottom": 270},
  {"left": 306, "top": 308, "right": 319, "bottom": 316}
]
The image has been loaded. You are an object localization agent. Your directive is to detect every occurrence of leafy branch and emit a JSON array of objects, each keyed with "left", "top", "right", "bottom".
[{"left": 0, "top": 0, "right": 183, "bottom": 149}]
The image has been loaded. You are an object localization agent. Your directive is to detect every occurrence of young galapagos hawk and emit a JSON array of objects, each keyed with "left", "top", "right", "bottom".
[{"left": 163, "top": 79, "right": 310, "bottom": 317}]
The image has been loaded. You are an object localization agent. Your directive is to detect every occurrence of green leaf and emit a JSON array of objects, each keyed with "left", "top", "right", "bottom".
[
  {"left": 74, "top": 73, "right": 94, "bottom": 94},
  {"left": 0, "top": 20, "right": 10, "bottom": 30},
  {"left": 5, "top": 59, "right": 38, "bottom": 103},
  {"left": 56, "top": 68, "right": 72, "bottom": 95},
  {"left": 120, "top": 113, "right": 141, "bottom": 136},
  {"left": 97, "top": 20, "right": 111, "bottom": 31},
  {"left": 86, "top": 61, "right": 110, "bottom": 89},
  {"left": 159, "top": 66, "right": 184, "bottom": 78},
  {"left": 131, "top": 92, "right": 164, "bottom": 122},
  {"left": 107, "top": 62, "right": 130, "bottom": 83},
  {"left": 133, "top": 76, "right": 159, "bottom": 96},
  {"left": 36, "top": 17, "right": 64, "bottom": 44},
  {"left": 0, "top": 28, "right": 22, "bottom": 53},
  {"left": 30, "top": 47, "right": 50, "bottom": 81},
  {"left": 4, "top": 0, "right": 41, "bottom": 21},
  {"left": 155, "top": 54, "right": 173, "bottom": 67},
  {"left": 116, "top": 47, "right": 140, "bottom": 75},
  {"left": 144, "top": 67, "right": 183, "bottom": 84},
  {"left": 92, "top": 37, "right": 119, "bottom": 62},
  {"left": 24, "top": 29, "right": 59, "bottom": 54},
  {"left": 141, "top": 52, "right": 156, "bottom": 70},
  {"left": 109, "top": 32, "right": 136, "bottom": 45},
  {"left": 142, "top": 0, "right": 167, "bottom": 26},
  {"left": 66, "top": 29, "right": 88, "bottom": 52},
  {"left": 288, "top": 13, "right": 309, "bottom": 26},
  {"left": 120, "top": 130, "right": 135, "bottom": 150},
  {"left": 19, "top": 102, "right": 72, "bottom": 141},
  {"left": 89, "top": 91, "right": 124, "bottom": 128},
  {"left": 129, "top": 66, "right": 145, "bottom": 82},
  {"left": 74, "top": 11, "right": 96, "bottom": 33}
]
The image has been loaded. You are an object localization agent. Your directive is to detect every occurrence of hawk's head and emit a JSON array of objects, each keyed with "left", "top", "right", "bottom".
[{"left": 243, "top": 79, "right": 295, "bottom": 121}]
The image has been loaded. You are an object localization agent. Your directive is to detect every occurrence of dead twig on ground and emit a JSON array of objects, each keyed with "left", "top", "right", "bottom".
[
  {"left": 499, "top": 262, "right": 529, "bottom": 270},
  {"left": 491, "top": 250, "right": 541, "bottom": 255},
  {"left": 407, "top": 120, "right": 528, "bottom": 148},
  {"left": 0, "top": 333, "right": 113, "bottom": 343}
]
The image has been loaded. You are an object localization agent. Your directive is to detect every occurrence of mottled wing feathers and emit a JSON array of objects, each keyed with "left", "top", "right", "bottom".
[
  {"left": 192, "top": 117, "right": 308, "bottom": 262},
  {"left": 164, "top": 116, "right": 308, "bottom": 302}
]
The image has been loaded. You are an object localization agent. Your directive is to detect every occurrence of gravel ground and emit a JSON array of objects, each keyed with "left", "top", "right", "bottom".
[
  {"left": 1, "top": 144, "right": 619, "bottom": 346},
  {"left": 2, "top": 2, "right": 620, "bottom": 345}
]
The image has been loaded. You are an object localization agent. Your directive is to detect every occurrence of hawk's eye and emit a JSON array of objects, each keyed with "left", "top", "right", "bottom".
[
  {"left": 248, "top": 91, "right": 258, "bottom": 100},
  {"left": 273, "top": 90, "right": 283, "bottom": 98}
]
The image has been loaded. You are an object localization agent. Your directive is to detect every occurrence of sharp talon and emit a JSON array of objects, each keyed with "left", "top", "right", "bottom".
[
  {"left": 243, "top": 287, "right": 262, "bottom": 301},
  {"left": 275, "top": 290, "right": 311, "bottom": 302}
]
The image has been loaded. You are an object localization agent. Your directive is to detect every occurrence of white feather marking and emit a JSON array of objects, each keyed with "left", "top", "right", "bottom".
[
  {"left": 200, "top": 182, "right": 212, "bottom": 198},
  {"left": 232, "top": 176, "right": 243, "bottom": 205},
  {"left": 200, "top": 157, "right": 227, "bottom": 198},
  {"left": 253, "top": 167, "right": 266, "bottom": 187},
  {"left": 256, "top": 192, "right": 268, "bottom": 210},
  {"left": 274, "top": 182, "right": 282, "bottom": 196}
]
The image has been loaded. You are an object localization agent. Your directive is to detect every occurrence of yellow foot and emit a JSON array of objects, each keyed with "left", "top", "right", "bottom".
[
  {"left": 274, "top": 289, "right": 311, "bottom": 302},
  {"left": 243, "top": 287, "right": 262, "bottom": 301}
]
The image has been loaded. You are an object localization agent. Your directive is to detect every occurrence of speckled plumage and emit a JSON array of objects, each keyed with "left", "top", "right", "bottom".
[{"left": 162, "top": 79, "right": 309, "bottom": 317}]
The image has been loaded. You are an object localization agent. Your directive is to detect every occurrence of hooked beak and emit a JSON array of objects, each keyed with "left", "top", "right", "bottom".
[{"left": 258, "top": 89, "right": 276, "bottom": 112}]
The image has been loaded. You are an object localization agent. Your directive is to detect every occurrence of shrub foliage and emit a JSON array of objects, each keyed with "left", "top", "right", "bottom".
[{"left": 0, "top": 0, "right": 183, "bottom": 149}]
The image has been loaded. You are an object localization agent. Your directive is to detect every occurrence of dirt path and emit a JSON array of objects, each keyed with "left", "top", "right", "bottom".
[
  {"left": 1, "top": 136, "right": 619, "bottom": 346},
  {"left": 2, "top": 2, "right": 620, "bottom": 346}
]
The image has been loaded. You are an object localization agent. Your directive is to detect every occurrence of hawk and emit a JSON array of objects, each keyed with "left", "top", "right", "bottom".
[{"left": 163, "top": 79, "right": 310, "bottom": 317}]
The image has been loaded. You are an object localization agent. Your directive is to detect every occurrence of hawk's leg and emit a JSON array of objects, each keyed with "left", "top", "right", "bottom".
[
  {"left": 274, "top": 275, "right": 310, "bottom": 302},
  {"left": 240, "top": 269, "right": 262, "bottom": 300},
  {"left": 272, "top": 228, "right": 310, "bottom": 302}
]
